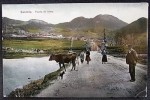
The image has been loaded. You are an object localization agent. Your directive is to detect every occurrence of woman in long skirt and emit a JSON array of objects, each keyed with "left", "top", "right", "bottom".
[
  {"left": 85, "top": 50, "right": 91, "bottom": 64},
  {"left": 101, "top": 49, "right": 107, "bottom": 64}
]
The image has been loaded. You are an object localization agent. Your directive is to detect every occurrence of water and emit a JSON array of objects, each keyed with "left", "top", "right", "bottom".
[{"left": 3, "top": 56, "right": 59, "bottom": 96}]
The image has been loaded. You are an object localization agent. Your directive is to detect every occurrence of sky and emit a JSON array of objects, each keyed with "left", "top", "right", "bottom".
[{"left": 2, "top": 3, "right": 148, "bottom": 24}]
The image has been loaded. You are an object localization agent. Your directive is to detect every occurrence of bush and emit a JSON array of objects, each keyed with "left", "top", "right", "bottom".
[
  {"left": 134, "top": 46, "right": 147, "bottom": 54},
  {"left": 106, "top": 46, "right": 125, "bottom": 54}
]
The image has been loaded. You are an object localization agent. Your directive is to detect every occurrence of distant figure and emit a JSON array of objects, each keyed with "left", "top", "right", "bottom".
[
  {"left": 85, "top": 50, "right": 91, "bottom": 64},
  {"left": 101, "top": 49, "right": 107, "bottom": 64},
  {"left": 80, "top": 51, "right": 85, "bottom": 63},
  {"left": 126, "top": 44, "right": 138, "bottom": 82}
]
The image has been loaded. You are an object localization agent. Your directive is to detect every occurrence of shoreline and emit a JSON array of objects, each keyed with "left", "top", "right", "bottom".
[{"left": 7, "top": 68, "right": 65, "bottom": 97}]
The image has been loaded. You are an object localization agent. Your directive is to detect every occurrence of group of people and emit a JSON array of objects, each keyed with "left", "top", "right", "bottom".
[
  {"left": 79, "top": 50, "right": 91, "bottom": 64},
  {"left": 79, "top": 48, "right": 108, "bottom": 65},
  {"left": 79, "top": 44, "right": 138, "bottom": 82}
]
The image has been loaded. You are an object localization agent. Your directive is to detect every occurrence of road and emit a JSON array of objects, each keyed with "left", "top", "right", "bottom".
[{"left": 35, "top": 51, "right": 147, "bottom": 97}]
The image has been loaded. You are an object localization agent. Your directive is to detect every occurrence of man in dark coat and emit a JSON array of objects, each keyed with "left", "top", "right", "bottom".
[{"left": 126, "top": 45, "right": 138, "bottom": 82}]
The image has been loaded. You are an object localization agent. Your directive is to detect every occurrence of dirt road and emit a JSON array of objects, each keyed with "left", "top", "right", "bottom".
[{"left": 35, "top": 51, "right": 147, "bottom": 97}]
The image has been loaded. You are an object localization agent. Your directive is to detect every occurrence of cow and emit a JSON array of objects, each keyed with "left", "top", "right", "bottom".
[{"left": 49, "top": 52, "right": 77, "bottom": 71}]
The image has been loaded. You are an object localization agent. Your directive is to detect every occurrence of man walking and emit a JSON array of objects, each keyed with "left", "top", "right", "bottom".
[{"left": 126, "top": 45, "right": 138, "bottom": 82}]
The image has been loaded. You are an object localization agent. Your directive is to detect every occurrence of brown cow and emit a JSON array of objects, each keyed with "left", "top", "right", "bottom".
[{"left": 49, "top": 53, "right": 77, "bottom": 71}]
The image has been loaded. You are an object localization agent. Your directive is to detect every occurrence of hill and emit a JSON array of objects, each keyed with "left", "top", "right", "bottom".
[
  {"left": 2, "top": 17, "right": 26, "bottom": 28},
  {"left": 19, "top": 19, "right": 53, "bottom": 33},
  {"left": 2, "top": 17, "right": 53, "bottom": 34},
  {"left": 115, "top": 17, "right": 147, "bottom": 35},
  {"left": 56, "top": 14, "right": 127, "bottom": 30},
  {"left": 113, "top": 17, "right": 148, "bottom": 53},
  {"left": 54, "top": 14, "right": 128, "bottom": 38}
]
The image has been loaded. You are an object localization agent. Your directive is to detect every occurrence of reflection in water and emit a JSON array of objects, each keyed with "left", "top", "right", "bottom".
[{"left": 3, "top": 56, "right": 59, "bottom": 96}]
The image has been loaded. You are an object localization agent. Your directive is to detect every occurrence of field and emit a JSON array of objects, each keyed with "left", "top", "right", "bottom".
[
  {"left": 2, "top": 38, "right": 86, "bottom": 58},
  {"left": 3, "top": 39, "right": 85, "bottom": 50}
]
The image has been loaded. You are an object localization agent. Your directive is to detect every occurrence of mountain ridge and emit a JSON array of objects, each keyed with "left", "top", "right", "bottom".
[
  {"left": 3, "top": 14, "right": 128, "bottom": 30},
  {"left": 55, "top": 14, "right": 128, "bottom": 30},
  {"left": 113, "top": 17, "right": 147, "bottom": 47},
  {"left": 28, "top": 19, "right": 49, "bottom": 25},
  {"left": 3, "top": 15, "right": 147, "bottom": 39},
  {"left": 115, "top": 17, "right": 147, "bottom": 35}
]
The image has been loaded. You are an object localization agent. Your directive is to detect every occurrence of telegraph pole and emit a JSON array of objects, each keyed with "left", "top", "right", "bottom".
[
  {"left": 101, "top": 28, "right": 107, "bottom": 51},
  {"left": 104, "top": 28, "right": 106, "bottom": 43}
]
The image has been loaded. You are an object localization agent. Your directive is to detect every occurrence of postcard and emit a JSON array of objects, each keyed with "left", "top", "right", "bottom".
[{"left": 2, "top": 3, "right": 148, "bottom": 97}]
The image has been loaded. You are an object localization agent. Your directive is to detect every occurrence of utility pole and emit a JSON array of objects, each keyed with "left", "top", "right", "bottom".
[
  {"left": 101, "top": 28, "right": 107, "bottom": 51},
  {"left": 104, "top": 28, "right": 106, "bottom": 43}
]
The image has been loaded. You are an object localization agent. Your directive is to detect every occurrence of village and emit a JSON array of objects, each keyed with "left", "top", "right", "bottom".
[{"left": 2, "top": 26, "right": 102, "bottom": 55}]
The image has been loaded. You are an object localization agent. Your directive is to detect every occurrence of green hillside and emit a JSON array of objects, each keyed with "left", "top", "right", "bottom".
[{"left": 113, "top": 17, "right": 147, "bottom": 53}]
